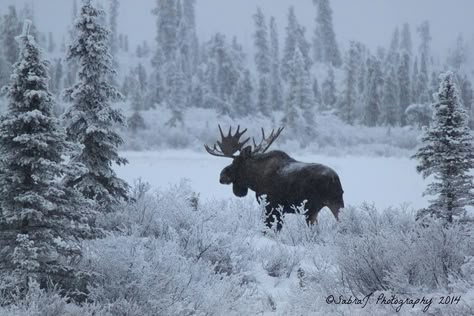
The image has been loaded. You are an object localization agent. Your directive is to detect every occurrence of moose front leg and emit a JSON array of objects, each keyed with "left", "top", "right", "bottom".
[
  {"left": 304, "top": 202, "right": 324, "bottom": 226},
  {"left": 264, "top": 203, "right": 283, "bottom": 231}
]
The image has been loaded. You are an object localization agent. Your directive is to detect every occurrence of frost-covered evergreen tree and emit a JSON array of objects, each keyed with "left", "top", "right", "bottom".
[
  {"left": 413, "top": 71, "right": 474, "bottom": 223},
  {"left": 232, "top": 69, "right": 253, "bottom": 117},
  {"left": 269, "top": 16, "right": 284, "bottom": 111},
  {"left": 200, "top": 33, "right": 245, "bottom": 116},
  {"left": 2, "top": 6, "right": 21, "bottom": 67},
  {"left": 282, "top": 7, "right": 311, "bottom": 81},
  {"left": 364, "top": 56, "right": 382, "bottom": 126},
  {"left": 64, "top": 0, "right": 79, "bottom": 89},
  {"left": 398, "top": 50, "right": 411, "bottom": 125},
  {"left": 417, "top": 21, "right": 432, "bottom": 67},
  {"left": 400, "top": 23, "right": 412, "bottom": 56},
  {"left": 253, "top": 8, "right": 271, "bottom": 115},
  {"left": 458, "top": 75, "right": 473, "bottom": 127},
  {"left": 108, "top": 0, "right": 119, "bottom": 56},
  {"left": 253, "top": 8, "right": 270, "bottom": 75},
  {"left": 283, "top": 48, "right": 314, "bottom": 129},
  {"left": 313, "top": 78, "right": 322, "bottom": 109},
  {"left": 63, "top": 1, "right": 129, "bottom": 210},
  {"left": 386, "top": 27, "right": 400, "bottom": 68},
  {"left": 128, "top": 68, "right": 146, "bottom": 134},
  {"left": 416, "top": 53, "right": 430, "bottom": 104},
  {"left": 355, "top": 42, "right": 368, "bottom": 96},
  {"left": 339, "top": 42, "right": 358, "bottom": 124},
  {"left": 48, "top": 58, "right": 63, "bottom": 96},
  {"left": 0, "top": 21, "right": 93, "bottom": 294},
  {"left": 321, "top": 67, "right": 337, "bottom": 110},
  {"left": 411, "top": 57, "right": 419, "bottom": 103},
  {"left": 382, "top": 65, "right": 399, "bottom": 126},
  {"left": 312, "top": 0, "right": 342, "bottom": 66},
  {"left": 447, "top": 34, "right": 467, "bottom": 72},
  {"left": 165, "top": 56, "right": 187, "bottom": 126}
]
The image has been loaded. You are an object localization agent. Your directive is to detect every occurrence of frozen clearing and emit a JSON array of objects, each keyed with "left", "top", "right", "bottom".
[{"left": 116, "top": 150, "right": 429, "bottom": 211}]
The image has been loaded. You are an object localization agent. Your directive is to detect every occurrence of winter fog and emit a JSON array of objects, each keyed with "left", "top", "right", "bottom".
[{"left": 0, "top": 0, "right": 473, "bottom": 315}]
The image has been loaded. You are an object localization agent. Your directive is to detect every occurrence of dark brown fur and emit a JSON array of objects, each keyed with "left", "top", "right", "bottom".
[{"left": 220, "top": 149, "right": 344, "bottom": 230}]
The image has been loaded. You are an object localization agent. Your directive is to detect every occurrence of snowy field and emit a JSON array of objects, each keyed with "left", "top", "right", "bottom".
[{"left": 116, "top": 150, "right": 429, "bottom": 212}]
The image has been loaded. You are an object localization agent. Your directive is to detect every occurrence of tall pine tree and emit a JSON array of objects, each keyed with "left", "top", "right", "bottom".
[
  {"left": 313, "top": 0, "right": 342, "bottom": 66},
  {"left": 253, "top": 8, "right": 271, "bottom": 115},
  {"left": 0, "top": 21, "right": 93, "bottom": 295},
  {"left": 269, "top": 16, "right": 284, "bottom": 111},
  {"left": 339, "top": 42, "right": 358, "bottom": 124},
  {"left": 413, "top": 71, "right": 474, "bottom": 223},
  {"left": 63, "top": 0, "right": 128, "bottom": 211}
]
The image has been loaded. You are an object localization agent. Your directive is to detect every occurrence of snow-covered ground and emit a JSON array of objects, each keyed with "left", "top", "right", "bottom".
[{"left": 116, "top": 150, "right": 429, "bottom": 212}]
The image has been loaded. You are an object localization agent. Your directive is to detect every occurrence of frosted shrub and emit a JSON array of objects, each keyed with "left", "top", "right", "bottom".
[
  {"left": 259, "top": 244, "right": 302, "bottom": 278},
  {"left": 335, "top": 205, "right": 474, "bottom": 295},
  {"left": 82, "top": 235, "right": 251, "bottom": 316}
]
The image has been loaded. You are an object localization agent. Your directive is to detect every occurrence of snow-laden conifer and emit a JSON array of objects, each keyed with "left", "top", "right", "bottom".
[
  {"left": 0, "top": 21, "right": 93, "bottom": 294},
  {"left": 63, "top": 0, "right": 129, "bottom": 210},
  {"left": 339, "top": 42, "right": 358, "bottom": 124},
  {"left": 413, "top": 71, "right": 474, "bottom": 223},
  {"left": 312, "top": 0, "right": 342, "bottom": 67},
  {"left": 269, "top": 17, "right": 284, "bottom": 111},
  {"left": 382, "top": 65, "right": 399, "bottom": 126},
  {"left": 321, "top": 67, "right": 337, "bottom": 110},
  {"left": 282, "top": 7, "right": 311, "bottom": 81}
]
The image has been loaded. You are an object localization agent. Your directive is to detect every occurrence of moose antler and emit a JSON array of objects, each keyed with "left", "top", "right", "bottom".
[
  {"left": 251, "top": 127, "right": 284, "bottom": 154},
  {"left": 204, "top": 125, "right": 250, "bottom": 157}
]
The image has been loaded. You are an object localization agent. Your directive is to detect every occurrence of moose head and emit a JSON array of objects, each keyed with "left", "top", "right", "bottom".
[{"left": 204, "top": 125, "right": 284, "bottom": 197}]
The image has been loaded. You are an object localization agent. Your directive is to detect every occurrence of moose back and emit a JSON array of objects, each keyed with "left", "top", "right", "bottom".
[{"left": 205, "top": 125, "right": 344, "bottom": 230}]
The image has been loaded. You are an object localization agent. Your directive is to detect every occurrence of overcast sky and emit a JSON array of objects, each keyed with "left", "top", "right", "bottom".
[{"left": 1, "top": 0, "right": 473, "bottom": 61}]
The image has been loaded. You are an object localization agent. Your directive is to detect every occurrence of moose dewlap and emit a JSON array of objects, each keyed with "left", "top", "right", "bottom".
[{"left": 205, "top": 125, "right": 344, "bottom": 230}]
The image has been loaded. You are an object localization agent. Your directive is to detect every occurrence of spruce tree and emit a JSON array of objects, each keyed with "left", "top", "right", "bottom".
[
  {"left": 313, "top": 0, "right": 342, "bottom": 66},
  {"left": 269, "top": 16, "right": 284, "bottom": 111},
  {"left": 108, "top": 0, "right": 119, "bottom": 56},
  {"left": 313, "top": 78, "right": 322, "bottom": 109},
  {"left": 398, "top": 50, "right": 411, "bottom": 125},
  {"left": 232, "top": 69, "right": 253, "bottom": 117},
  {"left": 63, "top": 0, "right": 129, "bottom": 211},
  {"left": 447, "top": 34, "right": 467, "bottom": 71},
  {"left": 416, "top": 53, "right": 430, "bottom": 104},
  {"left": 253, "top": 8, "right": 271, "bottom": 115},
  {"left": 2, "top": 6, "right": 21, "bottom": 67},
  {"left": 165, "top": 55, "right": 187, "bottom": 126},
  {"left": 364, "top": 56, "right": 382, "bottom": 126},
  {"left": 411, "top": 57, "right": 419, "bottom": 103},
  {"left": 321, "top": 67, "right": 337, "bottom": 110},
  {"left": 283, "top": 48, "right": 314, "bottom": 130},
  {"left": 382, "top": 65, "right": 399, "bottom": 126},
  {"left": 386, "top": 27, "right": 400, "bottom": 68},
  {"left": 65, "top": 0, "right": 79, "bottom": 89},
  {"left": 459, "top": 75, "right": 473, "bottom": 127},
  {"left": 339, "top": 42, "right": 358, "bottom": 124},
  {"left": 417, "top": 21, "right": 432, "bottom": 66},
  {"left": 400, "top": 23, "right": 412, "bottom": 56},
  {"left": 0, "top": 21, "right": 93, "bottom": 294},
  {"left": 253, "top": 8, "right": 271, "bottom": 75},
  {"left": 282, "top": 7, "right": 311, "bottom": 81},
  {"left": 413, "top": 71, "right": 474, "bottom": 223}
]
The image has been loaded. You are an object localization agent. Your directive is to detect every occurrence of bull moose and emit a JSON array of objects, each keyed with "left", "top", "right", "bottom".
[{"left": 205, "top": 125, "right": 344, "bottom": 230}]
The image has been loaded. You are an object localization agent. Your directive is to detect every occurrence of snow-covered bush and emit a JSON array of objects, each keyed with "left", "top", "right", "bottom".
[{"left": 335, "top": 205, "right": 474, "bottom": 295}]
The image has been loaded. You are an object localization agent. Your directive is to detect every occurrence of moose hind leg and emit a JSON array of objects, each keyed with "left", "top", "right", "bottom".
[
  {"left": 305, "top": 209, "right": 318, "bottom": 226},
  {"left": 264, "top": 204, "right": 283, "bottom": 231}
]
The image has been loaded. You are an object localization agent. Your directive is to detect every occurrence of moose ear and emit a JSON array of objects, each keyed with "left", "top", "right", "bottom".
[{"left": 240, "top": 146, "right": 252, "bottom": 158}]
